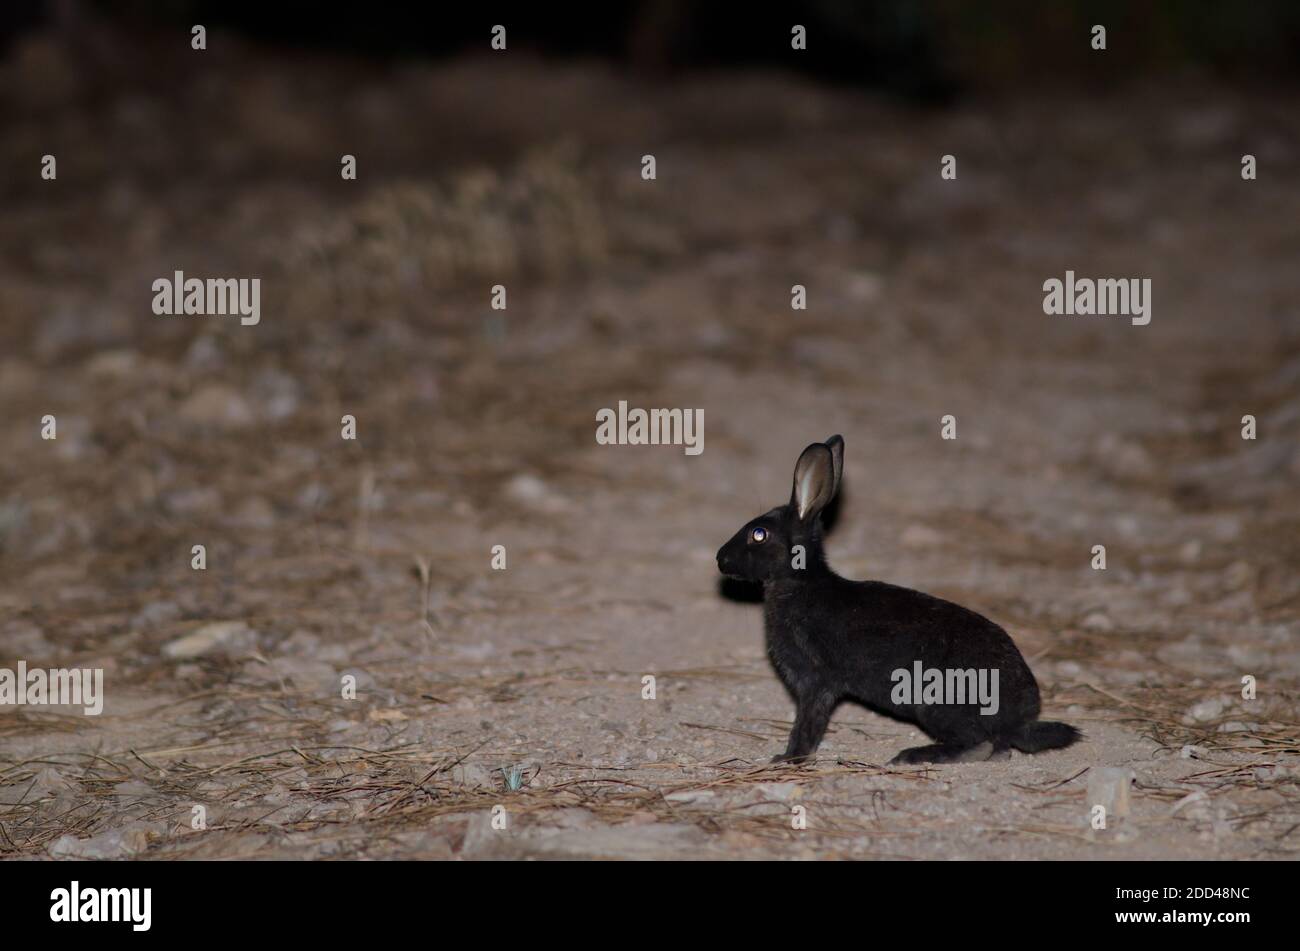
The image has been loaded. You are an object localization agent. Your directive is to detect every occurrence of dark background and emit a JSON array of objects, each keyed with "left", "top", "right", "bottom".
[{"left": 5, "top": 0, "right": 1300, "bottom": 99}]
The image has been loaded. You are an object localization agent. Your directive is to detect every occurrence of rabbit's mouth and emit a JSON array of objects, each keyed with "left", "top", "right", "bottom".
[{"left": 716, "top": 551, "right": 747, "bottom": 580}]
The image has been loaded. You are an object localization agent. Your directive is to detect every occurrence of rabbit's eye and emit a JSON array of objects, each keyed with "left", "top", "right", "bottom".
[{"left": 749, "top": 526, "right": 768, "bottom": 544}]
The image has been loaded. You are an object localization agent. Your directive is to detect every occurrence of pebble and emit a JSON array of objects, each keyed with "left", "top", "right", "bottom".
[
  {"left": 47, "top": 825, "right": 153, "bottom": 859},
  {"left": 162, "top": 621, "right": 258, "bottom": 659},
  {"left": 754, "top": 782, "right": 802, "bottom": 801},
  {"left": 178, "top": 384, "right": 254, "bottom": 428},
  {"left": 131, "top": 601, "right": 181, "bottom": 631},
  {"left": 1087, "top": 766, "right": 1134, "bottom": 818},
  {"left": 505, "top": 473, "right": 566, "bottom": 512},
  {"left": 85, "top": 349, "right": 140, "bottom": 378},
  {"left": 1215, "top": 721, "right": 1254, "bottom": 733},
  {"left": 1186, "top": 696, "right": 1228, "bottom": 723},
  {"left": 1081, "top": 611, "right": 1113, "bottom": 632}
]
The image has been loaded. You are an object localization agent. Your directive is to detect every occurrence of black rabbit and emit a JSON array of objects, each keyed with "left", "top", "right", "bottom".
[{"left": 716, "top": 435, "right": 1080, "bottom": 765}]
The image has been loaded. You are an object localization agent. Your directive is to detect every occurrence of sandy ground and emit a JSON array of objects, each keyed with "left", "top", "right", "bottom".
[{"left": 1, "top": 36, "right": 1298, "bottom": 859}]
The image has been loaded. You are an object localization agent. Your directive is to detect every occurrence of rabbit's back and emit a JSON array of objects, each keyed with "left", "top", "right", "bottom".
[{"left": 764, "top": 576, "right": 1041, "bottom": 723}]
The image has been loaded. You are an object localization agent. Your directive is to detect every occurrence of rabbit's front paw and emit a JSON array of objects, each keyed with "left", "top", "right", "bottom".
[{"left": 770, "top": 751, "right": 813, "bottom": 765}]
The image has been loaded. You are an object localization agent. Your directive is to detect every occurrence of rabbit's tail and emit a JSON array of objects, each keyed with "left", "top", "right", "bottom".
[{"left": 1008, "top": 720, "right": 1082, "bottom": 753}]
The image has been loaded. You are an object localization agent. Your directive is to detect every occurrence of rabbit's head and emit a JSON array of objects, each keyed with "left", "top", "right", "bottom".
[{"left": 716, "top": 435, "right": 844, "bottom": 583}]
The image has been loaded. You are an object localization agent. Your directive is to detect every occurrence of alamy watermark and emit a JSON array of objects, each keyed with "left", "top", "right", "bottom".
[
  {"left": 595, "top": 401, "right": 703, "bottom": 456},
  {"left": 0, "top": 663, "right": 104, "bottom": 716},
  {"left": 1043, "top": 270, "right": 1151, "bottom": 326},
  {"left": 152, "top": 270, "right": 260, "bottom": 326},
  {"left": 50, "top": 881, "right": 151, "bottom": 931},
  {"left": 891, "top": 661, "right": 1000, "bottom": 715}
]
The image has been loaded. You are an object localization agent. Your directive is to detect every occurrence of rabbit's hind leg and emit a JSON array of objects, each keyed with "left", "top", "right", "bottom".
[
  {"left": 893, "top": 708, "right": 995, "bottom": 764},
  {"left": 988, "top": 737, "right": 1013, "bottom": 761},
  {"left": 889, "top": 740, "right": 994, "bottom": 765}
]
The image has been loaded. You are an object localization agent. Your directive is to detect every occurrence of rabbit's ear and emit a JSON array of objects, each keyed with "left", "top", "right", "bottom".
[
  {"left": 791, "top": 443, "right": 837, "bottom": 523},
  {"left": 824, "top": 435, "right": 844, "bottom": 497}
]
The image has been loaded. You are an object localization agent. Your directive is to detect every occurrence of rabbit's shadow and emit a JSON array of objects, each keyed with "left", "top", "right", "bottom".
[{"left": 716, "top": 483, "right": 845, "bottom": 604}]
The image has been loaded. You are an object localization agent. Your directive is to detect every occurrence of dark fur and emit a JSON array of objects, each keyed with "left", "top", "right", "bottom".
[{"left": 716, "top": 435, "right": 1081, "bottom": 765}]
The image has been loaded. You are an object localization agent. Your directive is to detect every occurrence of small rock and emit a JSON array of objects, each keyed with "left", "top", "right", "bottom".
[
  {"left": 162, "top": 621, "right": 258, "bottom": 659},
  {"left": 1170, "top": 790, "right": 1211, "bottom": 818},
  {"left": 1216, "top": 721, "right": 1254, "bottom": 733},
  {"left": 250, "top": 368, "right": 301, "bottom": 421},
  {"left": 296, "top": 483, "right": 328, "bottom": 510},
  {"left": 504, "top": 473, "right": 566, "bottom": 512},
  {"left": 1224, "top": 561, "right": 1254, "bottom": 589},
  {"left": 618, "top": 811, "right": 659, "bottom": 827},
  {"left": 163, "top": 486, "right": 222, "bottom": 514},
  {"left": 1186, "top": 696, "right": 1228, "bottom": 723},
  {"left": 31, "top": 766, "right": 72, "bottom": 795},
  {"left": 85, "top": 349, "right": 140, "bottom": 378},
  {"left": 1114, "top": 515, "right": 1141, "bottom": 539},
  {"left": 47, "top": 826, "right": 151, "bottom": 859},
  {"left": 1087, "top": 766, "right": 1134, "bottom": 818},
  {"left": 178, "top": 384, "right": 254, "bottom": 428},
  {"left": 317, "top": 644, "right": 349, "bottom": 664},
  {"left": 1096, "top": 434, "right": 1154, "bottom": 478},
  {"left": 1253, "top": 764, "right": 1299, "bottom": 782},
  {"left": 451, "top": 641, "right": 495, "bottom": 661},
  {"left": 1081, "top": 611, "right": 1114, "bottom": 632},
  {"left": 754, "top": 782, "right": 802, "bottom": 801},
  {"left": 131, "top": 601, "right": 181, "bottom": 631},
  {"left": 1113, "top": 824, "right": 1140, "bottom": 843},
  {"left": 185, "top": 334, "right": 224, "bottom": 369},
  {"left": 274, "top": 658, "right": 341, "bottom": 693},
  {"left": 845, "top": 271, "right": 882, "bottom": 302},
  {"left": 1056, "top": 660, "right": 1083, "bottom": 678},
  {"left": 279, "top": 630, "right": 321, "bottom": 654}
]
